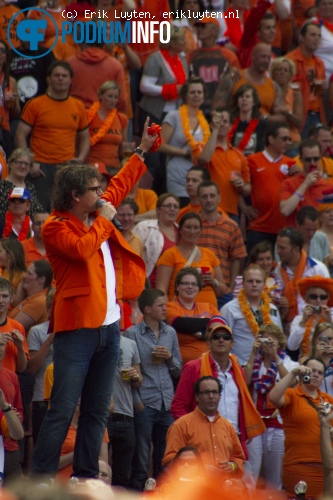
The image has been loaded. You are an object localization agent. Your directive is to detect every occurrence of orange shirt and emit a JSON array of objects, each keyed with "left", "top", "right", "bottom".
[
  {"left": 53, "top": 35, "right": 79, "bottom": 60},
  {"left": 280, "top": 173, "right": 333, "bottom": 226},
  {"left": 134, "top": 188, "right": 158, "bottom": 215},
  {"left": 177, "top": 202, "right": 201, "bottom": 223},
  {"left": 87, "top": 112, "right": 128, "bottom": 168},
  {"left": 279, "top": 385, "right": 333, "bottom": 467},
  {"left": 20, "top": 94, "right": 89, "bottom": 164},
  {"left": 248, "top": 151, "right": 289, "bottom": 233},
  {"left": 303, "top": 56, "right": 321, "bottom": 112},
  {"left": 0, "top": 6, "right": 25, "bottom": 49},
  {"left": 28, "top": 9, "right": 63, "bottom": 49},
  {"left": 194, "top": 144, "right": 250, "bottom": 216},
  {"left": 2, "top": 269, "right": 25, "bottom": 293},
  {"left": 166, "top": 299, "right": 219, "bottom": 363},
  {"left": 9, "top": 290, "right": 48, "bottom": 327},
  {"left": 157, "top": 246, "right": 220, "bottom": 307},
  {"left": 0, "top": 317, "right": 29, "bottom": 372},
  {"left": 233, "top": 71, "right": 276, "bottom": 115},
  {"left": 21, "top": 238, "right": 48, "bottom": 268}
]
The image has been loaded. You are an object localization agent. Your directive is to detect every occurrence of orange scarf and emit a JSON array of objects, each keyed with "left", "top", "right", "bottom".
[
  {"left": 280, "top": 250, "right": 307, "bottom": 322},
  {"left": 200, "top": 352, "right": 266, "bottom": 439}
]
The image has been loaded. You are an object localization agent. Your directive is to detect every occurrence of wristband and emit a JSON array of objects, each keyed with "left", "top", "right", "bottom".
[
  {"left": 294, "top": 192, "right": 304, "bottom": 200},
  {"left": 276, "top": 359, "right": 283, "bottom": 366}
]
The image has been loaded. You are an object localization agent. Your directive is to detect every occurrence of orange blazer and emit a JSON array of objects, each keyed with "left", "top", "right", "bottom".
[{"left": 43, "top": 155, "right": 147, "bottom": 333}]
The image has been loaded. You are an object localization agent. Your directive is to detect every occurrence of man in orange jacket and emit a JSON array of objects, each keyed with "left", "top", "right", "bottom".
[{"left": 31, "top": 119, "right": 156, "bottom": 479}]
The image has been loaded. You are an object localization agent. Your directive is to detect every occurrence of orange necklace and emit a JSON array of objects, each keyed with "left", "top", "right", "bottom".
[
  {"left": 88, "top": 102, "right": 118, "bottom": 146},
  {"left": 179, "top": 104, "right": 210, "bottom": 149},
  {"left": 238, "top": 288, "right": 273, "bottom": 336}
]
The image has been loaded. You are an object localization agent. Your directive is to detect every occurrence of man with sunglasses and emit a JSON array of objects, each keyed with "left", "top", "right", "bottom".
[
  {"left": 171, "top": 317, "right": 265, "bottom": 456},
  {"left": 280, "top": 139, "right": 333, "bottom": 227},
  {"left": 163, "top": 375, "right": 245, "bottom": 474}
]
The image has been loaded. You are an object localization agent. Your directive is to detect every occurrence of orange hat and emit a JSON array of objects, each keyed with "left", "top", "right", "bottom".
[
  {"left": 91, "top": 162, "right": 111, "bottom": 179},
  {"left": 194, "top": 15, "right": 220, "bottom": 29},
  {"left": 298, "top": 276, "right": 333, "bottom": 307}
]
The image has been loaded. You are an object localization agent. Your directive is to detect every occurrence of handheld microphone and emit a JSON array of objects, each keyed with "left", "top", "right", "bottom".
[{"left": 96, "top": 199, "right": 123, "bottom": 232}]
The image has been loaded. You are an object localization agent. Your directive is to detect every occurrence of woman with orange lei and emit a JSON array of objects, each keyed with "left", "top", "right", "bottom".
[
  {"left": 160, "top": 76, "right": 210, "bottom": 207},
  {"left": 288, "top": 276, "right": 333, "bottom": 357},
  {"left": 87, "top": 80, "right": 128, "bottom": 175}
]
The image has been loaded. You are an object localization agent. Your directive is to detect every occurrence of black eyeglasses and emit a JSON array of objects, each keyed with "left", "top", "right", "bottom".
[
  {"left": 87, "top": 186, "right": 103, "bottom": 194},
  {"left": 179, "top": 281, "right": 199, "bottom": 287},
  {"left": 210, "top": 333, "right": 232, "bottom": 341},
  {"left": 160, "top": 204, "right": 179, "bottom": 209},
  {"left": 198, "top": 390, "right": 220, "bottom": 396},
  {"left": 303, "top": 157, "right": 320, "bottom": 162},
  {"left": 9, "top": 198, "right": 26, "bottom": 204},
  {"left": 309, "top": 294, "right": 328, "bottom": 300}
]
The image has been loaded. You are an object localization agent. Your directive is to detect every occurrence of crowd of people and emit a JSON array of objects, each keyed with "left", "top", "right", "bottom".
[{"left": 1, "top": 0, "right": 333, "bottom": 498}]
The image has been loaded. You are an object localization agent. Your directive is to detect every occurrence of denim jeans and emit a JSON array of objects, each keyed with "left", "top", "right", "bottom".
[
  {"left": 129, "top": 405, "right": 174, "bottom": 491},
  {"left": 31, "top": 323, "right": 120, "bottom": 477},
  {"left": 107, "top": 416, "right": 135, "bottom": 487}
]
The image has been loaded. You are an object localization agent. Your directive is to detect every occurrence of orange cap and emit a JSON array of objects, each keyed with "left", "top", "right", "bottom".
[
  {"left": 194, "top": 15, "right": 220, "bottom": 29},
  {"left": 91, "top": 162, "right": 111, "bottom": 179}
]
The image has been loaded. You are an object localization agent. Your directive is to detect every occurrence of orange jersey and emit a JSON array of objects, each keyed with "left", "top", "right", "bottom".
[
  {"left": 21, "top": 238, "right": 48, "bottom": 268},
  {"left": 166, "top": 299, "right": 219, "bottom": 363},
  {"left": 28, "top": 9, "right": 63, "bottom": 49},
  {"left": 20, "top": 94, "right": 89, "bottom": 164},
  {"left": 157, "top": 246, "right": 220, "bottom": 307},
  {"left": 0, "top": 6, "right": 25, "bottom": 49},
  {"left": 248, "top": 151, "right": 290, "bottom": 233},
  {"left": 177, "top": 203, "right": 201, "bottom": 223},
  {"left": 134, "top": 188, "right": 158, "bottom": 215},
  {"left": 0, "top": 317, "right": 29, "bottom": 372},
  {"left": 233, "top": 71, "right": 276, "bottom": 115},
  {"left": 87, "top": 112, "right": 128, "bottom": 168}
]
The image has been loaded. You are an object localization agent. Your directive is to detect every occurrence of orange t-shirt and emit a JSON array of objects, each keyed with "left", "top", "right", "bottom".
[
  {"left": 303, "top": 56, "right": 320, "bottom": 112},
  {"left": 166, "top": 299, "right": 219, "bottom": 363},
  {"left": 9, "top": 290, "right": 48, "bottom": 327},
  {"left": 157, "top": 246, "right": 220, "bottom": 307},
  {"left": 28, "top": 9, "right": 63, "bottom": 49},
  {"left": 194, "top": 144, "right": 250, "bottom": 216},
  {"left": 0, "top": 317, "right": 29, "bottom": 372},
  {"left": 280, "top": 385, "right": 333, "bottom": 467},
  {"left": 247, "top": 151, "right": 289, "bottom": 233},
  {"left": 280, "top": 173, "right": 333, "bottom": 226},
  {"left": 134, "top": 188, "right": 158, "bottom": 215},
  {"left": 87, "top": 112, "right": 128, "bottom": 168},
  {"left": 233, "top": 71, "right": 276, "bottom": 115},
  {"left": 53, "top": 34, "right": 79, "bottom": 60},
  {"left": 177, "top": 203, "right": 201, "bottom": 223},
  {"left": 20, "top": 94, "right": 89, "bottom": 164},
  {"left": 0, "top": 6, "right": 25, "bottom": 49},
  {"left": 21, "top": 238, "right": 48, "bottom": 268}
]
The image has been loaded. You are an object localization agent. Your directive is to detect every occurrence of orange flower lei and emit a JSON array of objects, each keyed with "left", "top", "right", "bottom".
[
  {"left": 88, "top": 102, "right": 117, "bottom": 147},
  {"left": 3, "top": 212, "right": 30, "bottom": 241},
  {"left": 301, "top": 317, "right": 325, "bottom": 357},
  {"left": 238, "top": 288, "right": 273, "bottom": 336},
  {"left": 179, "top": 104, "right": 210, "bottom": 149}
]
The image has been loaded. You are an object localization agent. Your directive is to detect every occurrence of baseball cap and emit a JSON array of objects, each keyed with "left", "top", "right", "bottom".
[
  {"left": 209, "top": 324, "right": 233, "bottom": 336},
  {"left": 8, "top": 187, "right": 31, "bottom": 201},
  {"left": 194, "top": 15, "right": 220, "bottom": 29}
]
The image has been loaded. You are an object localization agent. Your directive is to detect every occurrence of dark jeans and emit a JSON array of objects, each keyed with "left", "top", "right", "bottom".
[
  {"left": 301, "top": 111, "right": 321, "bottom": 139},
  {"left": 246, "top": 230, "right": 277, "bottom": 255},
  {"left": 129, "top": 405, "right": 173, "bottom": 491},
  {"left": 31, "top": 323, "right": 120, "bottom": 478},
  {"left": 107, "top": 415, "right": 135, "bottom": 488},
  {"left": 32, "top": 401, "right": 48, "bottom": 446},
  {"left": 4, "top": 450, "right": 21, "bottom": 482},
  {"left": 28, "top": 162, "right": 57, "bottom": 212}
]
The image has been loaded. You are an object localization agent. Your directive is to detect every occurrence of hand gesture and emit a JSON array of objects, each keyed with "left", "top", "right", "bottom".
[
  {"left": 138, "top": 117, "right": 159, "bottom": 154},
  {"left": 230, "top": 175, "right": 245, "bottom": 192},
  {"left": 321, "top": 305, "right": 332, "bottom": 323},
  {"left": 301, "top": 304, "right": 314, "bottom": 323},
  {"left": 304, "top": 170, "right": 320, "bottom": 187},
  {"left": 252, "top": 336, "right": 262, "bottom": 354},
  {"left": 11, "top": 329, "right": 24, "bottom": 350},
  {"left": 99, "top": 202, "right": 117, "bottom": 222},
  {"left": 211, "top": 111, "right": 222, "bottom": 130},
  {"left": 242, "top": 205, "right": 259, "bottom": 220},
  {"left": 291, "top": 364, "right": 312, "bottom": 379},
  {"left": 30, "top": 162, "right": 45, "bottom": 178},
  {"left": 152, "top": 346, "right": 172, "bottom": 360}
]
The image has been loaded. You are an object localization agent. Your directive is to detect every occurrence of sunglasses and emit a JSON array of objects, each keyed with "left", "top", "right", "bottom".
[
  {"left": 9, "top": 198, "right": 27, "bottom": 204},
  {"left": 303, "top": 157, "right": 320, "bottom": 163},
  {"left": 210, "top": 333, "right": 232, "bottom": 341},
  {"left": 308, "top": 294, "right": 328, "bottom": 300}
]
